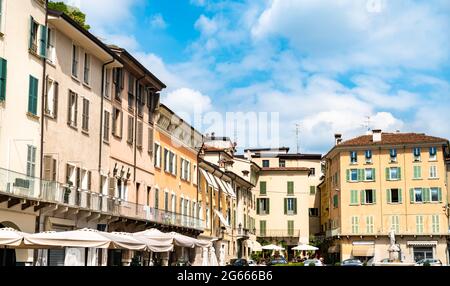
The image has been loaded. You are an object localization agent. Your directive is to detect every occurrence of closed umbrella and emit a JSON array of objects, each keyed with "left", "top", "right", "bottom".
[
  {"left": 209, "top": 247, "right": 218, "bottom": 266},
  {"left": 202, "top": 247, "right": 209, "bottom": 266}
]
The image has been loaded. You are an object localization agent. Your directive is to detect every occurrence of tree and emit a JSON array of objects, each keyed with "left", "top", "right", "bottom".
[{"left": 48, "top": 1, "right": 91, "bottom": 30}]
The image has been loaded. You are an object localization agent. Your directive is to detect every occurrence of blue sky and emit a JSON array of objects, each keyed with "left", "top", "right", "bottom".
[{"left": 65, "top": 0, "right": 450, "bottom": 154}]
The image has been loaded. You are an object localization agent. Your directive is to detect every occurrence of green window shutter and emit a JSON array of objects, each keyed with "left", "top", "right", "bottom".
[
  {"left": 398, "top": 189, "right": 402, "bottom": 203},
  {"left": 372, "top": 168, "right": 376, "bottom": 181},
  {"left": 418, "top": 166, "right": 421, "bottom": 178},
  {"left": 40, "top": 25, "right": 47, "bottom": 58},
  {"left": 293, "top": 198, "right": 297, "bottom": 214},
  {"left": 260, "top": 181, "right": 266, "bottom": 195},
  {"left": 284, "top": 198, "right": 287, "bottom": 215},
  {"left": 423, "top": 188, "right": 430, "bottom": 202},
  {"left": 437, "top": 188, "right": 442, "bottom": 202},
  {"left": 260, "top": 221, "right": 266, "bottom": 236},
  {"left": 409, "top": 188, "right": 414, "bottom": 203},
  {"left": 256, "top": 199, "right": 260, "bottom": 215},
  {"left": 346, "top": 170, "right": 350, "bottom": 182},
  {"left": 397, "top": 167, "right": 401, "bottom": 180},
  {"left": 357, "top": 169, "right": 363, "bottom": 181},
  {"left": 360, "top": 190, "right": 365, "bottom": 204},
  {"left": 373, "top": 190, "right": 376, "bottom": 203},
  {"left": 266, "top": 198, "right": 270, "bottom": 214},
  {"left": 310, "top": 185, "right": 315, "bottom": 195},
  {"left": 0, "top": 58, "right": 6, "bottom": 101},
  {"left": 287, "top": 181, "right": 294, "bottom": 195},
  {"left": 29, "top": 16, "right": 34, "bottom": 50},
  {"left": 385, "top": 168, "right": 389, "bottom": 181},
  {"left": 386, "top": 189, "right": 391, "bottom": 203},
  {"left": 413, "top": 166, "right": 417, "bottom": 178},
  {"left": 28, "top": 75, "right": 38, "bottom": 115},
  {"left": 350, "top": 190, "right": 354, "bottom": 205}
]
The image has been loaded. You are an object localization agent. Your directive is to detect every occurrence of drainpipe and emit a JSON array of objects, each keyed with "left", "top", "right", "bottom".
[{"left": 133, "top": 75, "right": 145, "bottom": 183}]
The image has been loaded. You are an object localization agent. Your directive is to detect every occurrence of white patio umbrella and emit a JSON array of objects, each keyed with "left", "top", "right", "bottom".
[
  {"left": 292, "top": 244, "right": 318, "bottom": 251},
  {"left": 0, "top": 228, "right": 29, "bottom": 247},
  {"left": 209, "top": 247, "right": 218, "bottom": 266},
  {"left": 111, "top": 232, "right": 173, "bottom": 252},
  {"left": 261, "top": 244, "right": 285, "bottom": 251}
]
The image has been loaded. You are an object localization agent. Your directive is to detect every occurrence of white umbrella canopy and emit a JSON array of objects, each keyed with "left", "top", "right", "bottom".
[
  {"left": 0, "top": 228, "right": 29, "bottom": 247},
  {"left": 261, "top": 244, "right": 285, "bottom": 250},
  {"left": 202, "top": 247, "right": 209, "bottom": 266},
  {"left": 292, "top": 244, "right": 318, "bottom": 251},
  {"left": 133, "top": 229, "right": 174, "bottom": 244},
  {"left": 209, "top": 247, "right": 218, "bottom": 266},
  {"left": 169, "top": 232, "right": 211, "bottom": 248},
  {"left": 114, "top": 232, "right": 173, "bottom": 252}
]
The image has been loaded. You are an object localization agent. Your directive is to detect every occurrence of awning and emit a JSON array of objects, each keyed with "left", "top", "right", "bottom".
[
  {"left": 200, "top": 169, "right": 215, "bottom": 187},
  {"left": 328, "top": 245, "right": 340, "bottom": 253},
  {"left": 213, "top": 177, "right": 229, "bottom": 196},
  {"left": 223, "top": 181, "right": 236, "bottom": 198},
  {"left": 352, "top": 244, "right": 375, "bottom": 257},
  {"left": 407, "top": 241, "right": 438, "bottom": 247},
  {"left": 251, "top": 240, "right": 262, "bottom": 252},
  {"left": 214, "top": 209, "right": 230, "bottom": 228},
  {"left": 207, "top": 173, "right": 219, "bottom": 190}
]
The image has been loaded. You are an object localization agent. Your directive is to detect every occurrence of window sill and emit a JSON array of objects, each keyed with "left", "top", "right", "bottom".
[
  {"left": 428, "top": 159, "right": 437, "bottom": 162},
  {"left": 350, "top": 162, "right": 358, "bottom": 165},
  {"left": 81, "top": 129, "right": 89, "bottom": 136},
  {"left": 412, "top": 178, "right": 422, "bottom": 180},
  {"left": 28, "top": 49, "right": 42, "bottom": 60},
  {"left": 126, "top": 140, "right": 133, "bottom": 145},
  {"left": 83, "top": 82, "right": 91, "bottom": 90},
  {"left": 364, "top": 162, "right": 373, "bottom": 165},
  {"left": 71, "top": 75, "right": 80, "bottom": 83},
  {"left": 103, "top": 140, "right": 110, "bottom": 145},
  {"left": 46, "top": 60, "right": 56, "bottom": 68},
  {"left": 67, "top": 124, "right": 78, "bottom": 131},
  {"left": 154, "top": 166, "right": 161, "bottom": 170},
  {"left": 26, "top": 112, "right": 40, "bottom": 121},
  {"left": 428, "top": 177, "right": 439, "bottom": 180},
  {"left": 364, "top": 179, "right": 375, "bottom": 182},
  {"left": 112, "top": 134, "right": 122, "bottom": 140},
  {"left": 44, "top": 113, "right": 57, "bottom": 120},
  {"left": 387, "top": 202, "right": 402, "bottom": 205}
]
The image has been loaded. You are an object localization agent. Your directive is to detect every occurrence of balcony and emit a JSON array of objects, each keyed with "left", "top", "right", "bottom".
[
  {"left": 326, "top": 228, "right": 341, "bottom": 238},
  {"left": 0, "top": 167, "right": 203, "bottom": 230},
  {"left": 258, "top": 229, "right": 301, "bottom": 238}
]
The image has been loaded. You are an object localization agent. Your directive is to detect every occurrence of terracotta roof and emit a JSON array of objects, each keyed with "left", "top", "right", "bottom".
[
  {"left": 338, "top": 133, "right": 448, "bottom": 147},
  {"left": 260, "top": 167, "right": 311, "bottom": 172}
]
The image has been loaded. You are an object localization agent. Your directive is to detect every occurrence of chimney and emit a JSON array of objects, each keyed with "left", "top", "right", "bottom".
[
  {"left": 372, "top": 129, "right": 382, "bottom": 142},
  {"left": 334, "top": 134, "right": 342, "bottom": 145}
]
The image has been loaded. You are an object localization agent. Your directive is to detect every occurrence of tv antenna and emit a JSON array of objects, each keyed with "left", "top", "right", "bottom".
[{"left": 362, "top": 116, "right": 372, "bottom": 134}]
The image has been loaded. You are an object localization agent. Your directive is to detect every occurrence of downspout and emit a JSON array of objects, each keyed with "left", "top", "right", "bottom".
[
  {"left": 98, "top": 59, "right": 115, "bottom": 176},
  {"left": 133, "top": 75, "right": 145, "bottom": 182}
]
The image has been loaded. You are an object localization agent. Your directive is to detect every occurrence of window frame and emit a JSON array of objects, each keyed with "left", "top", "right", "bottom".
[
  {"left": 83, "top": 53, "right": 91, "bottom": 85},
  {"left": 71, "top": 44, "right": 79, "bottom": 78}
]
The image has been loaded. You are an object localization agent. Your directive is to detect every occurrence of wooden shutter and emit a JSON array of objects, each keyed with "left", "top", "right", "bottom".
[
  {"left": 398, "top": 188, "right": 402, "bottom": 203},
  {"left": 310, "top": 186, "right": 315, "bottom": 195},
  {"left": 256, "top": 199, "right": 260, "bottom": 215},
  {"left": 357, "top": 169, "right": 363, "bottom": 181},
  {"left": 422, "top": 188, "right": 429, "bottom": 202},
  {"left": 287, "top": 181, "right": 294, "bottom": 195},
  {"left": 260, "top": 181, "right": 266, "bottom": 195},
  {"left": 284, "top": 198, "right": 287, "bottom": 214},
  {"left": 108, "top": 177, "right": 115, "bottom": 197},
  {"left": 386, "top": 189, "right": 391, "bottom": 203},
  {"left": 437, "top": 188, "right": 442, "bottom": 202},
  {"left": 385, "top": 168, "right": 389, "bottom": 181},
  {"left": 28, "top": 76, "right": 38, "bottom": 115},
  {"left": 409, "top": 188, "right": 414, "bottom": 203},
  {"left": 29, "top": 16, "right": 34, "bottom": 50},
  {"left": 0, "top": 58, "right": 7, "bottom": 101},
  {"left": 360, "top": 190, "right": 366, "bottom": 204},
  {"left": 40, "top": 25, "right": 47, "bottom": 57},
  {"left": 266, "top": 198, "right": 270, "bottom": 214},
  {"left": 346, "top": 170, "right": 350, "bottom": 182},
  {"left": 74, "top": 93, "right": 78, "bottom": 126},
  {"left": 372, "top": 189, "right": 376, "bottom": 203},
  {"left": 87, "top": 171, "right": 91, "bottom": 191},
  {"left": 53, "top": 82, "right": 59, "bottom": 118},
  {"left": 293, "top": 198, "right": 297, "bottom": 214},
  {"left": 372, "top": 168, "right": 376, "bottom": 180},
  {"left": 52, "top": 159, "right": 57, "bottom": 181},
  {"left": 43, "top": 155, "right": 52, "bottom": 180},
  {"left": 397, "top": 167, "right": 401, "bottom": 180}
]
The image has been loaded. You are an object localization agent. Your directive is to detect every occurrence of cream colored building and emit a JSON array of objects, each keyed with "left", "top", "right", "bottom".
[
  {"left": 322, "top": 130, "right": 450, "bottom": 264},
  {"left": 0, "top": 0, "right": 47, "bottom": 266},
  {"left": 243, "top": 148, "right": 322, "bottom": 261}
]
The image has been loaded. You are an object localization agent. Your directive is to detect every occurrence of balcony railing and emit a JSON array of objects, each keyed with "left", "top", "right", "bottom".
[
  {"left": 326, "top": 227, "right": 450, "bottom": 237},
  {"left": 0, "top": 167, "right": 203, "bottom": 230},
  {"left": 258, "top": 229, "right": 301, "bottom": 238}
]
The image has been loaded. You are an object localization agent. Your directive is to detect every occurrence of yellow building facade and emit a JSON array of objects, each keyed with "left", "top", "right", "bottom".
[{"left": 322, "top": 131, "right": 450, "bottom": 264}]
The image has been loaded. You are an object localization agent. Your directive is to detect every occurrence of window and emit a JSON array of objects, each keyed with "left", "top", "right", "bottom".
[
  {"left": 259, "top": 220, "right": 266, "bottom": 236},
  {"left": 287, "top": 221, "right": 294, "bottom": 236},
  {"left": 181, "top": 159, "right": 190, "bottom": 181},
  {"left": 46, "top": 28, "right": 56, "bottom": 64},
  {"left": 262, "top": 160, "right": 269, "bottom": 167},
  {"left": 364, "top": 168, "right": 375, "bottom": 181},
  {"left": 257, "top": 198, "right": 270, "bottom": 215},
  {"left": 29, "top": 17, "right": 39, "bottom": 54},
  {"left": 28, "top": 75, "right": 38, "bottom": 115},
  {"left": 154, "top": 143, "right": 161, "bottom": 168},
  {"left": 112, "top": 108, "right": 122, "bottom": 137},
  {"left": 366, "top": 216, "right": 374, "bottom": 234},
  {"left": 309, "top": 186, "right": 316, "bottom": 195},
  {"left": 71, "top": 45, "right": 79, "bottom": 78},
  {"left": 413, "top": 147, "right": 421, "bottom": 161},
  {"left": 310, "top": 168, "right": 316, "bottom": 176},
  {"left": 350, "top": 151, "right": 357, "bottom": 164},
  {"left": 83, "top": 53, "right": 90, "bottom": 85},
  {"left": 179, "top": 198, "right": 184, "bottom": 215},
  {"left": 26, "top": 145, "right": 37, "bottom": 177},
  {"left": 136, "top": 121, "right": 143, "bottom": 149},
  {"left": 67, "top": 90, "right": 78, "bottom": 127},
  {"left": 137, "top": 84, "right": 144, "bottom": 117},
  {"left": 416, "top": 215, "right": 423, "bottom": 234},
  {"left": 81, "top": 98, "right": 89, "bottom": 132},
  {"left": 193, "top": 164, "right": 198, "bottom": 185},
  {"left": 164, "top": 192, "right": 169, "bottom": 211},
  {"left": 413, "top": 166, "right": 422, "bottom": 179},
  {"left": 389, "top": 148, "right": 397, "bottom": 162},
  {"left": 113, "top": 68, "right": 124, "bottom": 100},
  {"left": 171, "top": 194, "right": 176, "bottom": 212},
  {"left": 128, "top": 73, "right": 135, "bottom": 111},
  {"left": 171, "top": 152, "right": 177, "bottom": 175},
  {"left": 279, "top": 160, "right": 285, "bottom": 167},
  {"left": 44, "top": 77, "right": 58, "bottom": 118},
  {"left": 148, "top": 127, "right": 153, "bottom": 155},
  {"left": 0, "top": 57, "right": 6, "bottom": 102},
  {"left": 429, "top": 147, "right": 437, "bottom": 161},
  {"left": 361, "top": 189, "right": 376, "bottom": 204},
  {"left": 104, "top": 69, "right": 111, "bottom": 98},
  {"left": 387, "top": 167, "right": 401, "bottom": 180},
  {"left": 309, "top": 208, "right": 319, "bottom": 217},
  {"left": 351, "top": 216, "right": 359, "bottom": 234},
  {"left": 413, "top": 188, "right": 423, "bottom": 203},
  {"left": 390, "top": 215, "right": 400, "bottom": 233},
  {"left": 287, "top": 181, "right": 294, "bottom": 195},
  {"left": 387, "top": 188, "right": 402, "bottom": 204},
  {"left": 43, "top": 155, "right": 57, "bottom": 181},
  {"left": 284, "top": 198, "right": 297, "bottom": 215},
  {"left": 432, "top": 215, "right": 440, "bottom": 233},
  {"left": 154, "top": 189, "right": 159, "bottom": 209},
  {"left": 103, "top": 111, "right": 110, "bottom": 143},
  {"left": 349, "top": 169, "right": 358, "bottom": 182},
  {"left": 413, "top": 247, "right": 433, "bottom": 262},
  {"left": 429, "top": 165, "right": 438, "bottom": 178},
  {"left": 259, "top": 181, "right": 266, "bottom": 195},
  {"left": 365, "top": 150, "right": 372, "bottom": 163},
  {"left": 333, "top": 194, "right": 338, "bottom": 208},
  {"left": 430, "top": 188, "right": 441, "bottom": 202},
  {"left": 127, "top": 116, "right": 134, "bottom": 144},
  {"left": 164, "top": 148, "right": 170, "bottom": 172},
  {"left": 350, "top": 190, "right": 359, "bottom": 205}
]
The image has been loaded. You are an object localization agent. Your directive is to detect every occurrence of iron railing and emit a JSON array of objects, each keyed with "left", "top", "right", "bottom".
[
  {"left": 0, "top": 167, "right": 203, "bottom": 230},
  {"left": 258, "top": 229, "right": 301, "bottom": 238}
]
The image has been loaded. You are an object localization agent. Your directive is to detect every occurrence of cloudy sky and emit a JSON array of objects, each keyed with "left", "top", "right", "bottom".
[{"left": 64, "top": 0, "right": 450, "bottom": 154}]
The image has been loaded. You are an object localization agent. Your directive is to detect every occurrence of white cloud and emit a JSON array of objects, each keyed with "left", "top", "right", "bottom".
[
  {"left": 99, "top": 34, "right": 140, "bottom": 52},
  {"left": 149, "top": 14, "right": 167, "bottom": 29},
  {"left": 162, "top": 88, "right": 213, "bottom": 124},
  {"left": 194, "top": 15, "right": 219, "bottom": 36}
]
